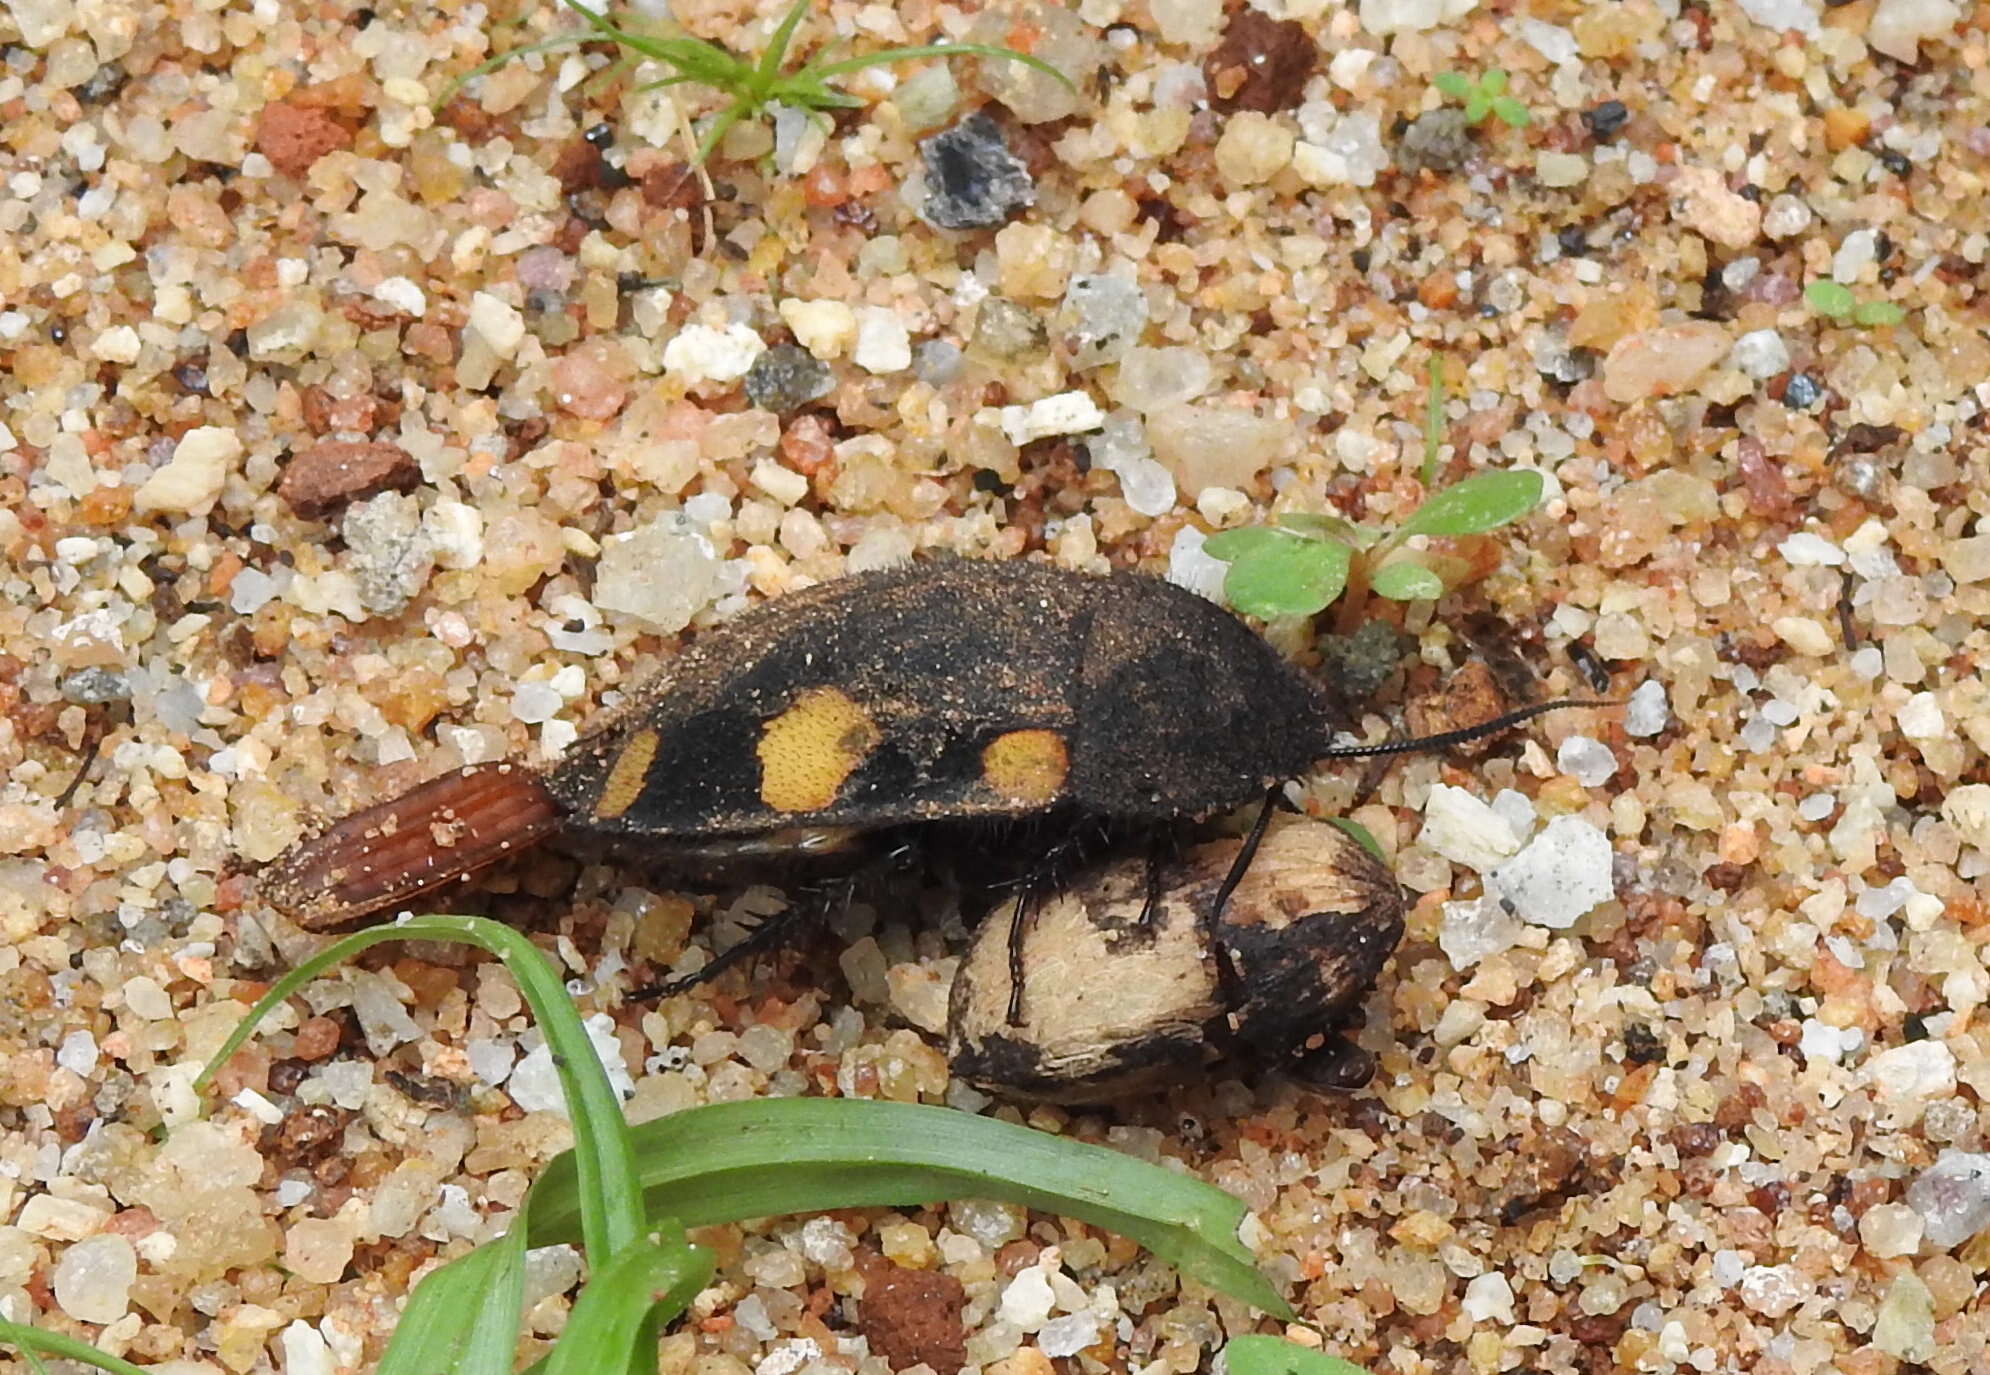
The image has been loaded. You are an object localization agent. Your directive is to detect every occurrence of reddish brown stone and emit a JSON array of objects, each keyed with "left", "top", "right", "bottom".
[
  {"left": 1204, "top": 9, "right": 1318, "bottom": 114},
  {"left": 641, "top": 161, "right": 704, "bottom": 211},
  {"left": 1405, "top": 658, "right": 1513, "bottom": 759},
  {"left": 277, "top": 440, "right": 421, "bottom": 520},
  {"left": 255, "top": 101, "right": 352, "bottom": 179},
  {"left": 269, "top": 1104, "right": 348, "bottom": 1167},
  {"left": 551, "top": 138, "right": 608, "bottom": 194},
  {"left": 1703, "top": 862, "right": 1749, "bottom": 891},
  {"left": 1735, "top": 438, "right": 1792, "bottom": 518},
  {"left": 860, "top": 1265, "right": 967, "bottom": 1375}
]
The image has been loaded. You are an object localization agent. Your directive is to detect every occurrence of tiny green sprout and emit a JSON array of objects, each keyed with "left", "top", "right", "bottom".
[
  {"left": 1806, "top": 278, "right": 1905, "bottom": 329},
  {"left": 1326, "top": 816, "right": 1386, "bottom": 863},
  {"left": 1206, "top": 467, "right": 1544, "bottom": 620},
  {"left": 1433, "top": 68, "right": 1530, "bottom": 128},
  {"left": 1422, "top": 354, "right": 1445, "bottom": 488},
  {"left": 455, "top": 0, "right": 1072, "bottom": 165},
  {"left": 1205, "top": 367, "right": 1545, "bottom": 624}
]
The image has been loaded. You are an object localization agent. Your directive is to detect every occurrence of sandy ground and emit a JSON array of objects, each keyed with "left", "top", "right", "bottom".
[{"left": 5, "top": 0, "right": 1990, "bottom": 1371}]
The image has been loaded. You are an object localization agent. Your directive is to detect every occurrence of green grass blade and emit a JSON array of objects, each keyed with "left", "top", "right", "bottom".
[
  {"left": 1225, "top": 1336, "right": 1375, "bottom": 1375},
  {"left": 695, "top": 101, "right": 749, "bottom": 163},
  {"left": 0, "top": 1322, "right": 152, "bottom": 1375},
  {"left": 557, "top": 0, "right": 742, "bottom": 80},
  {"left": 523, "top": 1099, "right": 1292, "bottom": 1319},
  {"left": 1422, "top": 355, "right": 1445, "bottom": 488},
  {"left": 772, "top": 72, "right": 866, "bottom": 110},
  {"left": 541, "top": 1234, "right": 715, "bottom": 1375},
  {"left": 580, "top": 52, "right": 641, "bottom": 97},
  {"left": 439, "top": 33, "right": 590, "bottom": 106},
  {"left": 756, "top": 0, "right": 814, "bottom": 90},
  {"left": 1326, "top": 817, "right": 1385, "bottom": 862},
  {"left": 1394, "top": 469, "right": 1544, "bottom": 538},
  {"left": 197, "top": 915, "right": 645, "bottom": 1267},
  {"left": 557, "top": 0, "right": 661, "bottom": 55},
  {"left": 805, "top": 42, "right": 1074, "bottom": 91},
  {"left": 629, "top": 34, "right": 750, "bottom": 84},
  {"left": 1223, "top": 535, "right": 1351, "bottom": 620},
  {"left": 376, "top": 1226, "right": 530, "bottom": 1375}
]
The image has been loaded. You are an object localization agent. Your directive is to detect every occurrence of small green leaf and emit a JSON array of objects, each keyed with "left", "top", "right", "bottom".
[
  {"left": 1203, "top": 526, "right": 1296, "bottom": 562},
  {"left": 1490, "top": 95, "right": 1531, "bottom": 127},
  {"left": 1326, "top": 817, "right": 1385, "bottom": 863},
  {"left": 1465, "top": 92, "right": 1491, "bottom": 123},
  {"left": 1432, "top": 71, "right": 1472, "bottom": 99},
  {"left": 1369, "top": 561, "right": 1445, "bottom": 601},
  {"left": 1805, "top": 279, "right": 1856, "bottom": 319},
  {"left": 1224, "top": 536, "right": 1352, "bottom": 619},
  {"left": 1225, "top": 1335, "right": 1376, "bottom": 1375},
  {"left": 1395, "top": 469, "right": 1545, "bottom": 537},
  {"left": 1480, "top": 68, "right": 1507, "bottom": 96},
  {"left": 1853, "top": 299, "right": 1905, "bottom": 327}
]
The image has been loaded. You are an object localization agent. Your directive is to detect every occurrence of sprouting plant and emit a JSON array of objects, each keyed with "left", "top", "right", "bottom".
[
  {"left": 457, "top": 0, "right": 1072, "bottom": 164},
  {"left": 1432, "top": 68, "right": 1530, "bottom": 127},
  {"left": 1421, "top": 353, "right": 1445, "bottom": 487},
  {"left": 0, "top": 912, "right": 1370, "bottom": 1375},
  {"left": 1805, "top": 278, "right": 1906, "bottom": 328},
  {"left": 1203, "top": 359, "right": 1545, "bottom": 624}
]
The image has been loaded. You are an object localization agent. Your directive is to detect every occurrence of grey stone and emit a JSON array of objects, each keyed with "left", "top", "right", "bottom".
[{"left": 920, "top": 113, "right": 1035, "bottom": 230}]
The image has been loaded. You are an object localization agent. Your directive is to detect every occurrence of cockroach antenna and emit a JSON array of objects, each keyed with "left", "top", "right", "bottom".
[{"left": 1316, "top": 696, "right": 1619, "bottom": 760}]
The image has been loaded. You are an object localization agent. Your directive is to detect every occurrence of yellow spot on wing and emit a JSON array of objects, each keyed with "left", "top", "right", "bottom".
[
  {"left": 982, "top": 729, "right": 1068, "bottom": 806},
  {"left": 758, "top": 688, "right": 880, "bottom": 813},
  {"left": 595, "top": 728, "right": 659, "bottom": 820}
]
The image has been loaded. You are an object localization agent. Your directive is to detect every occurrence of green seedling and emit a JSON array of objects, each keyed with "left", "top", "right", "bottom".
[
  {"left": 1204, "top": 361, "right": 1544, "bottom": 623},
  {"left": 0, "top": 911, "right": 1336, "bottom": 1375},
  {"left": 1432, "top": 68, "right": 1530, "bottom": 127},
  {"left": 456, "top": 0, "right": 1071, "bottom": 164},
  {"left": 1804, "top": 278, "right": 1905, "bottom": 328},
  {"left": 3, "top": 910, "right": 1372, "bottom": 1373}
]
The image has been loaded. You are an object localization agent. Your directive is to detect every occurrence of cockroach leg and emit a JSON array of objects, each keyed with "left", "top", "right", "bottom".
[
  {"left": 1289, "top": 1032, "right": 1378, "bottom": 1092},
  {"left": 1004, "top": 876, "right": 1042, "bottom": 1027}
]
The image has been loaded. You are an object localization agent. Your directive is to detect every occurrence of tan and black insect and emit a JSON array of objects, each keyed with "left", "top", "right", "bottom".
[
  {"left": 262, "top": 558, "right": 1580, "bottom": 988},
  {"left": 948, "top": 819, "right": 1403, "bottom": 1102}
]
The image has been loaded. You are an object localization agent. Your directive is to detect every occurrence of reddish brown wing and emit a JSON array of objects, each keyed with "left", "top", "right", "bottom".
[{"left": 258, "top": 763, "right": 560, "bottom": 929}]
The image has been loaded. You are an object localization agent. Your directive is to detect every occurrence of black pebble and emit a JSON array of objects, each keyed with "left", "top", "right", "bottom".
[
  {"left": 918, "top": 114, "right": 1036, "bottom": 231},
  {"left": 1583, "top": 100, "right": 1629, "bottom": 140}
]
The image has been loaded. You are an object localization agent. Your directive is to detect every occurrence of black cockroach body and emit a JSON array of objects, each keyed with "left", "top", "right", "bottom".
[{"left": 260, "top": 559, "right": 1588, "bottom": 1020}]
